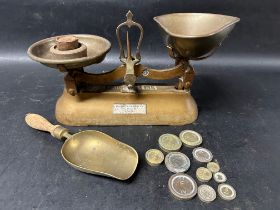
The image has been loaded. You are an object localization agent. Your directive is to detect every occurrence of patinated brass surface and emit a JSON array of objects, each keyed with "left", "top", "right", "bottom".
[
  {"left": 26, "top": 11, "right": 239, "bottom": 126},
  {"left": 27, "top": 34, "right": 111, "bottom": 69},
  {"left": 25, "top": 113, "right": 138, "bottom": 180},
  {"left": 55, "top": 86, "right": 198, "bottom": 126},
  {"left": 154, "top": 13, "right": 240, "bottom": 59},
  {"left": 116, "top": 11, "right": 143, "bottom": 88},
  {"left": 62, "top": 61, "right": 191, "bottom": 96}
]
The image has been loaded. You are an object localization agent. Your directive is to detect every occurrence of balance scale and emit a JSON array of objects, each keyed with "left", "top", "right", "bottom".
[{"left": 27, "top": 11, "right": 239, "bottom": 126}]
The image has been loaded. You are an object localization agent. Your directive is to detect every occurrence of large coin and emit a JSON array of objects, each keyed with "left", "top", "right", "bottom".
[
  {"left": 145, "top": 149, "right": 164, "bottom": 166},
  {"left": 213, "top": 172, "right": 227, "bottom": 183},
  {"left": 217, "top": 183, "right": 236, "bottom": 201},
  {"left": 196, "top": 167, "right": 212, "bottom": 182},
  {"left": 158, "top": 134, "right": 182, "bottom": 153},
  {"left": 165, "top": 152, "right": 190, "bottom": 173},
  {"left": 168, "top": 173, "right": 197, "bottom": 200},
  {"left": 179, "top": 130, "right": 202, "bottom": 148},
  {"left": 198, "top": 184, "right": 216, "bottom": 203},
  {"left": 192, "top": 147, "right": 213, "bottom": 163}
]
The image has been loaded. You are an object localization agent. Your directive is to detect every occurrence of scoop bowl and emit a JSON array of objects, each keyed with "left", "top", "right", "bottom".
[{"left": 61, "top": 130, "right": 138, "bottom": 180}]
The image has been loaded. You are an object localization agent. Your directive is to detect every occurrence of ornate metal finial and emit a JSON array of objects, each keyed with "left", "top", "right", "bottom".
[
  {"left": 126, "top": 10, "right": 133, "bottom": 20},
  {"left": 116, "top": 10, "right": 144, "bottom": 60},
  {"left": 126, "top": 10, "right": 134, "bottom": 28}
]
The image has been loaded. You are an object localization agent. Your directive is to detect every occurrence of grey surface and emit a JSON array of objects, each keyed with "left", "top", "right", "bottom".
[
  {"left": 0, "top": 0, "right": 280, "bottom": 209},
  {"left": 0, "top": 0, "right": 280, "bottom": 63},
  {"left": 0, "top": 62, "right": 279, "bottom": 209}
]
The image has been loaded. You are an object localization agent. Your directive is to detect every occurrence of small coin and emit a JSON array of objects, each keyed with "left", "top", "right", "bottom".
[
  {"left": 213, "top": 172, "right": 227, "bottom": 183},
  {"left": 165, "top": 152, "right": 190, "bottom": 173},
  {"left": 196, "top": 167, "right": 212, "bottom": 182},
  {"left": 158, "top": 134, "right": 182, "bottom": 153},
  {"left": 145, "top": 149, "right": 164, "bottom": 166},
  {"left": 198, "top": 184, "right": 216, "bottom": 203},
  {"left": 179, "top": 130, "right": 202, "bottom": 148},
  {"left": 218, "top": 183, "right": 236, "bottom": 201},
  {"left": 192, "top": 147, "right": 213, "bottom": 163},
  {"left": 207, "top": 161, "right": 220, "bottom": 173},
  {"left": 168, "top": 173, "right": 197, "bottom": 200}
]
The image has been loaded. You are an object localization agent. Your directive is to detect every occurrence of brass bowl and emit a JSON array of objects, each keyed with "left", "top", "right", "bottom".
[
  {"left": 61, "top": 130, "right": 138, "bottom": 180},
  {"left": 154, "top": 13, "right": 240, "bottom": 60},
  {"left": 27, "top": 34, "right": 111, "bottom": 69}
]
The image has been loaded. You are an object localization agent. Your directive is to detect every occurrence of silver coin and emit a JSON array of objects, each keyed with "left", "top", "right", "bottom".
[
  {"left": 168, "top": 173, "right": 197, "bottom": 200},
  {"left": 165, "top": 152, "right": 190, "bottom": 173},
  {"left": 218, "top": 183, "right": 236, "bottom": 201},
  {"left": 198, "top": 184, "right": 216, "bottom": 203},
  {"left": 213, "top": 172, "right": 227, "bottom": 183},
  {"left": 192, "top": 147, "right": 213, "bottom": 163}
]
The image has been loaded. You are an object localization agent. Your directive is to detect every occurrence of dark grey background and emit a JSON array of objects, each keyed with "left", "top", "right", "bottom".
[{"left": 0, "top": 0, "right": 279, "bottom": 209}]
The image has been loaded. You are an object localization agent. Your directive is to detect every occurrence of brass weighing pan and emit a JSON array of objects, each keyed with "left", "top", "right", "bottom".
[
  {"left": 154, "top": 13, "right": 240, "bottom": 60},
  {"left": 27, "top": 34, "right": 111, "bottom": 69},
  {"left": 25, "top": 113, "right": 138, "bottom": 180}
]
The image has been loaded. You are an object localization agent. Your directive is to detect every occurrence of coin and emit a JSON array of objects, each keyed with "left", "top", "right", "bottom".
[
  {"left": 207, "top": 161, "right": 220, "bottom": 173},
  {"left": 196, "top": 167, "right": 212, "bottom": 182},
  {"left": 192, "top": 147, "right": 213, "bottom": 163},
  {"left": 168, "top": 173, "right": 197, "bottom": 200},
  {"left": 165, "top": 152, "right": 190, "bottom": 173},
  {"left": 179, "top": 130, "right": 202, "bottom": 148},
  {"left": 158, "top": 134, "right": 182, "bottom": 153},
  {"left": 198, "top": 184, "right": 216, "bottom": 203},
  {"left": 217, "top": 183, "right": 236, "bottom": 201},
  {"left": 213, "top": 172, "right": 227, "bottom": 183},
  {"left": 145, "top": 149, "right": 164, "bottom": 166}
]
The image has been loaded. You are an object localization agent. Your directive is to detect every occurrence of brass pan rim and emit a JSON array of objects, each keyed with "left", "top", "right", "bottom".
[
  {"left": 27, "top": 34, "right": 111, "bottom": 66},
  {"left": 153, "top": 13, "right": 240, "bottom": 39}
]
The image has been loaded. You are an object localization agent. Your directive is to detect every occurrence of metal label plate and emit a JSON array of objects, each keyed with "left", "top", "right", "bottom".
[{"left": 113, "top": 104, "right": 146, "bottom": 114}]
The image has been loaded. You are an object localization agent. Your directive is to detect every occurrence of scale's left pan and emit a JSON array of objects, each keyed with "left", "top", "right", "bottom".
[{"left": 27, "top": 34, "right": 111, "bottom": 69}]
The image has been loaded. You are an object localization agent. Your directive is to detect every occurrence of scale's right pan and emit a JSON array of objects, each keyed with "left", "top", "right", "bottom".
[{"left": 154, "top": 13, "right": 240, "bottom": 60}]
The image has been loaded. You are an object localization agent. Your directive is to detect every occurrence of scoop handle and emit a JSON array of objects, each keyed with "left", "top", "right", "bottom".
[{"left": 25, "top": 113, "right": 69, "bottom": 140}]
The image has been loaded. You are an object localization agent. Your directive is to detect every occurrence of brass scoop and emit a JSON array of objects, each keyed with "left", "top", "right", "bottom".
[{"left": 25, "top": 113, "right": 138, "bottom": 180}]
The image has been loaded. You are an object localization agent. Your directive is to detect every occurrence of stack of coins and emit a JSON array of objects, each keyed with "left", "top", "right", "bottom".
[{"left": 144, "top": 130, "right": 236, "bottom": 202}]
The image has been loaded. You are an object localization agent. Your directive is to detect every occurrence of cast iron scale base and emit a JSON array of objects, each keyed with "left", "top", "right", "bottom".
[{"left": 28, "top": 11, "right": 239, "bottom": 126}]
